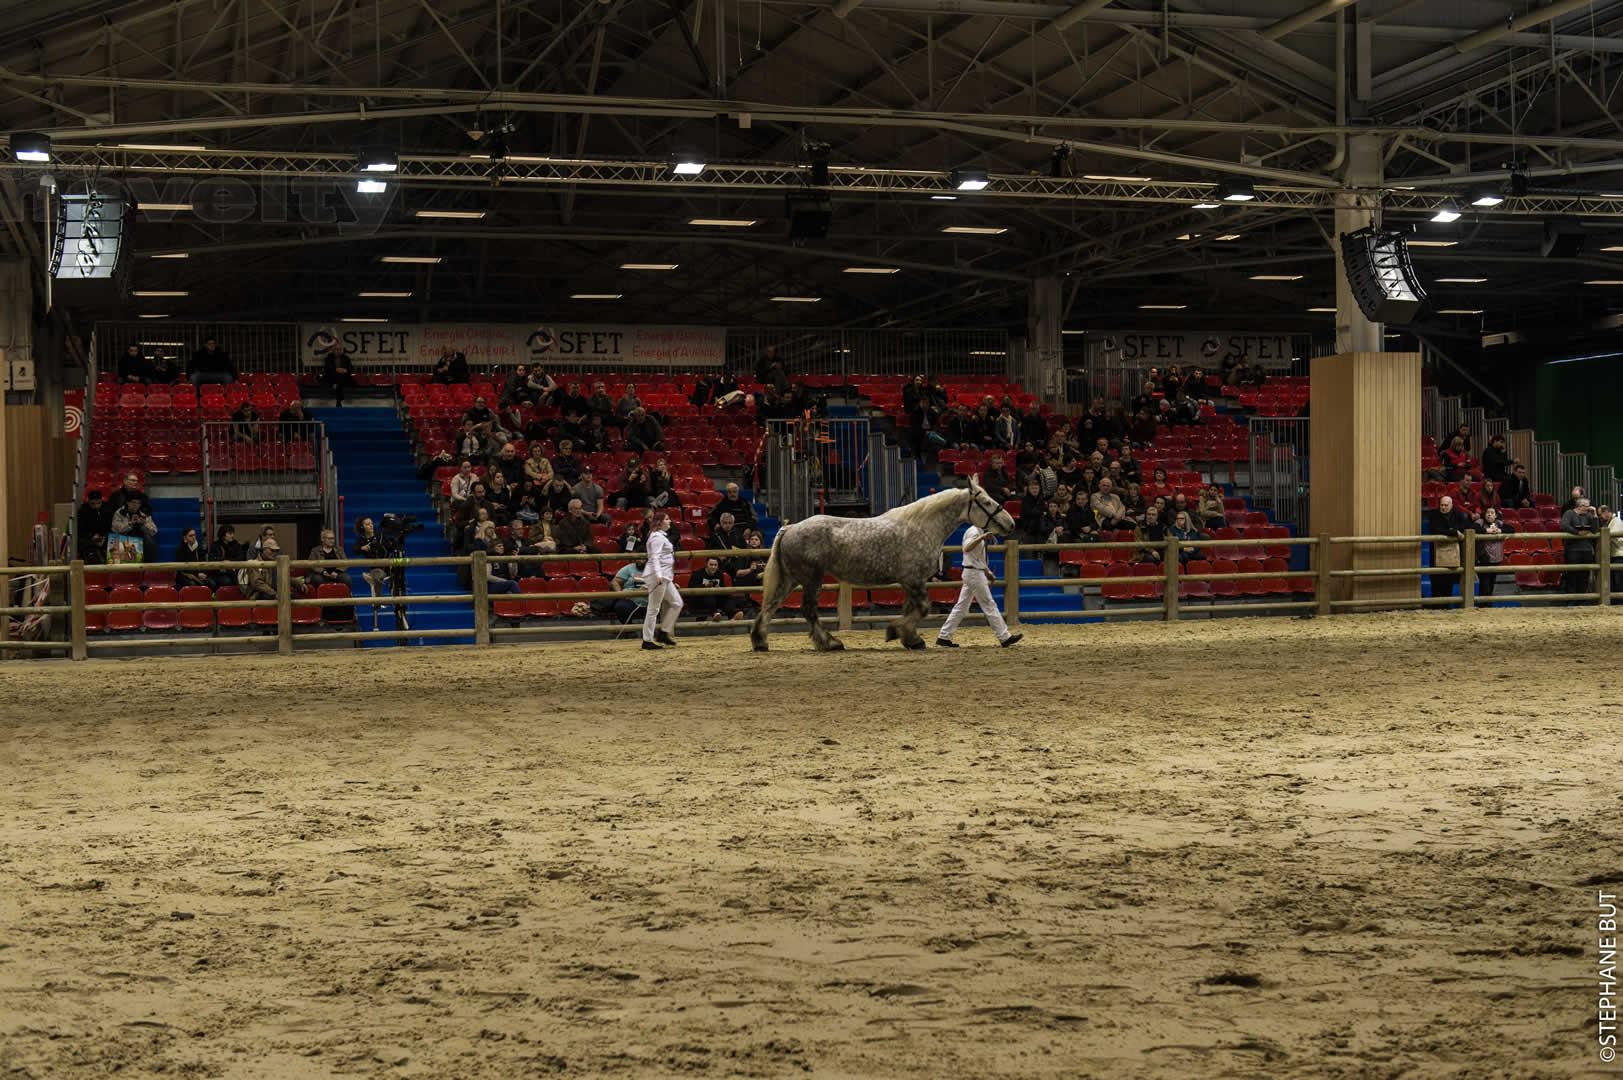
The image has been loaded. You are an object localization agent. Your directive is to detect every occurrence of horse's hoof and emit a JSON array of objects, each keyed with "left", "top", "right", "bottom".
[
  {"left": 904, "top": 639, "right": 927, "bottom": 651},
  {"left": 826, "top": 638, "right": 845, "bottom": 651},
  {"left": 884, "top": 625, "right": 899, "bottom": 642},
  {"left": 752, "top": 643, "right": 769, "bottom": 652}
]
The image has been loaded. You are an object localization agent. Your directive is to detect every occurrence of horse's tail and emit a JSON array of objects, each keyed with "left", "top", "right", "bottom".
[{"left": 759, "top": 527, "right": 786, "bottom": 603}]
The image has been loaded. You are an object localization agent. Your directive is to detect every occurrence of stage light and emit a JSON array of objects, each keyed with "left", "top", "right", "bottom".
[
  {"left": 1470, "top": 188, "right": 1504, "bottom": 208},
  {"left": 951, "top": 167, "right": 990, "bottom": 191},
  {"left": 9, "top": 132, "right": 49, "bottom": 162},
  {"left": 359, "top": 146, "right": 398, "bottom": 172},
  {"left": 356, "top": 179, "right": 387, "bottom": 194},
  {"left": 1430, "top": 200, "right": 1463, "bottom": 224},
  {"left": 1215, "top": 177, "right": 1255, "bottom": 202},
  {"left": 673, "top": 159, "right": 705, "bottom": 176}
]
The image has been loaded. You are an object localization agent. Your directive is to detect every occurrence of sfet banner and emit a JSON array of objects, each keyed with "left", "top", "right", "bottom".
[
  {"left": 299, "top": 322, "right": 726, "bottom": 369},
  {"left": 1085, "top": 331, "right": 1299, "bottom": 367}
]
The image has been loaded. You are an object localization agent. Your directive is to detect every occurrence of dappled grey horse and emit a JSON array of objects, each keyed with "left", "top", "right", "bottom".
[{"left": 749, "top": 477, "right": 1016, "bottom": 652}]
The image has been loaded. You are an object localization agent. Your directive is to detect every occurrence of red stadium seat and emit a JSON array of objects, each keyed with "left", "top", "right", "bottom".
[
  {"left": 178, "top": 585, "right": 214, "bottom": 631},
  {"left": 214, "top": 585, "right": 251, "bottom": 629},
  {"left": 1209, "top": 559, "right": 1240, "bottom": 598},
  {"left": 84, "top": 585, "right": 109, "bottom": 632},
  {"left": 520, "top": 577, "right": 550, "bottom": 618},
  {"left": 106, "top": 586, "right": 143, "bottom": 632},
  {"left": 1180, "top": 559, "right": 1212, "bottom": 600},
  {"left": 141, "top": 586, "right": 180, "bottom": 630}
]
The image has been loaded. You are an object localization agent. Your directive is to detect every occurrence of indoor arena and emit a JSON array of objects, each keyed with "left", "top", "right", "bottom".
[{"left": 3, "top": 0, "right": 1623, "bottom": 1076}]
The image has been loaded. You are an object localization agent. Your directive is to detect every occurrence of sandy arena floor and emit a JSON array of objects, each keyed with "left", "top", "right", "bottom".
[{"left": 1, "top": 610, "right": 1620, "bottom": 1079}]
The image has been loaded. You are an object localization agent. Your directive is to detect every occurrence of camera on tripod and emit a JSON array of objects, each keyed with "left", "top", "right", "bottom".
[{"left": 377, "top": 513, "right": 425, "bottom": 554}]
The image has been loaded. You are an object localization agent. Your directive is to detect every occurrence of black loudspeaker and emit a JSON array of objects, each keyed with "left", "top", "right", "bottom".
[
  {"left": 1339, "top": 228, "right": 1427, "bottom": 324},
  {"left": 1542, "top": 217, "right": 1585, "bottom": 258},
  {"left": 786, "top": 192, "right": 832, "bottom": 240}
]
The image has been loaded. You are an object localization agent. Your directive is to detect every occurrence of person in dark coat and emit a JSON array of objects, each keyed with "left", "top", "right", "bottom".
[{"left": 1427, "top": 495, "right": 1473, "bottom": 599}]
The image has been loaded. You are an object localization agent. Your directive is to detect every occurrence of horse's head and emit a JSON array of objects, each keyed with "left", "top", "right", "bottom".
[{"left": 965, "top": 475, "right": 1016, "bottom": 535}]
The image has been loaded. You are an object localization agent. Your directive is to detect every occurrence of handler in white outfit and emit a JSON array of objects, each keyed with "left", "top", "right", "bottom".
[
  {"left": 936, "top": 523, "right": 1022, "bottom": 648},
  {"left": 640, "top": 512, "right": 684, "bottom": 649}
]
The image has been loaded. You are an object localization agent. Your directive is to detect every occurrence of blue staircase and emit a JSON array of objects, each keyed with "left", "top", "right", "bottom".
[
  {"left": 307, "top": 407, "right": 473, "bottom": 645},
  {"left": 148, "top": 495, "right": 202, "bottom": 559}
]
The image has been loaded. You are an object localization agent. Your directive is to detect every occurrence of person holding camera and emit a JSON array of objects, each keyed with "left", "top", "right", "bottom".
[
  {"left": 110, "top": 494, "right": 158, "bottom": 543},
  {"left": 640, "top": 511, "right": 682, "bottom": 650}
]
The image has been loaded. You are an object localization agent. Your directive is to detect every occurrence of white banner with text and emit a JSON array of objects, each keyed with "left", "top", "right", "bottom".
[
  {"left": 1084, "top": 330, "right": 1301, "bottom": 368},
  {"left": 298, "top": 322, "right": 726, "bottom": 369}
]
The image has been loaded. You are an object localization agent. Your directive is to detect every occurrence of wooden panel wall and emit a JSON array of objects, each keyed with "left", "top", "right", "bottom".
[
  {"left": 1309, "top": 352, "right": 1421, "bottom": 603},
  {"left": 5, "top": 405, "right": 74, "bottom": 562}
]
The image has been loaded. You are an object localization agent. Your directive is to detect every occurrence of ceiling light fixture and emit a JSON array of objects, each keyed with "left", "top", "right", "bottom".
[
  {"left": 356, "top": 179, "right": 388, "bottom": 194},
  {"left": 1430, "top": 200, "right": 1463, "bottom": 224},
  {"left": 620, "top": 263, "right": 679, "bottom": 270},
  {"left": 1308, "top": 307, "right": 1337, "bottom": 313},
  {"left": 379, "top": 255, "right": 443, "bottom": 264},
  {"left": 357, "top": 290, "right": 413, "bottom": 298},
  {"left": 951, "top": 167, "right": 990, "bottom": 191},
  {"left": 1215, "top": 234, "right": 1242, "bottom": 241},
  {"left": 1084, "top": 174, "right": 1153, "bottom": 182},
  {"left": 341, "top": 317, "right": 389, "bottom": 323},
  {"left": 1470, "top": 188, "right": 1505, "bottom": 208},
  {"left": 1191, "top": 201, "right": 1221, "bottom": 210},
  {"left": 930, "top": 195, "right": 958, "bottom": 201},
  {"left": 1435, "top": 277, "right": 1488, "bottom": 283},
  {"left": 1061, "top": 329, "right": 1085, "bottom": 335},
  {"left": 414, "top": 209, "right": 486, "bottom": 220},
  {"left": 131, "top": 290, "right": 189, "bottom": 297},
  {"left": 842, "top": 266, "right": 901, "bottom": 274},
  {"left": 1176, "top": 233, "right": 1200, "bottom": 241},
  {"left": 149, "top": 252, "right": 190, "bottom": 259},
  {"left": 1250, "top": 274, "right": 1304, "bottom": 281},
  {"left": 1582, "top": 279, "right": 1623, "bottom": 285},
  {"left": 1406, "top": 240, "right": 1458, "bottom": 247},
  {"left": 967, "top": 350, "right": 1008, "bottom": 356},
  {"left": 688, "top": 217, "right": 756, "bottom": 227},
  {"left": 359, "top": 146, "right": 398, "bottom": 173},
  {"left": 1437, "top": 308, "right": 1485, "bottom": 315},
  {"left": 672, "top": 159, "right": 706, "bottom": 176},
  {"left": 114, "top": 142, "right": 209, "bottom": 152},
  {"left": 570, "top": 292, "right": 623, "bottom": 299},
  {"left": 137, "top": 313, "right": 172, "bottom": 319},
  {"left": 1139, "top": 303, "right": 1188, "bottom": 310},
  {"left": 941, "top": 225, "right": 1007, "bottom": 235},
  {"left": 137, "top": 202, "right": 193, "bottom": 212},
  {"left": 770, "top": 295, "right": 822, "bottom": 302},
  {"left": 9, "top": 131, "right": 49, "bottom": 162},
  {"left": 1216, "top": 177, "right": 1256, "bottom": 202}
]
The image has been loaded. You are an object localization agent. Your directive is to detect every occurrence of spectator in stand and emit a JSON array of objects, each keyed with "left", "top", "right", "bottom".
[
  {"left": 1170, "top": 510, "right": 1205, "bottom": 562},
  {"left": 1194, "top": 483, "right": 1226, "bottom": 529},
  {"left": 571, "top": 467, "right": 611, "bottom": 523},
  {"left": 524, "top": 444, "right": 553, "bottom": 490},
  {"left": 243, "top": 541, "right": 280, "bottom": 600},
  {"left": 613, "top": 458, "right": 651, "bottom": 510},
  {"left": 1453, "top": 477, "right": 1477, "bottom": 513},
  {"left": 1136, "top": 505, "right": 1170, "bottom": 561},
  {"left": 615, "top": 383, "right": 642, "bottom": 424},
  {"left": 625, "top": 407, "right": 665, "bottom": 452},
  {"left": 1438, "top": 423, "right": 1472, "bottom": 458},
  {"left": 418, "top": 447, "right": 456, "bottom": 485},
  {"left": 709, "top": 482, "right": 756, "bottom": 530},
  {"left": 456, "top": 419, "right": 489, "bottom": 464},
  {"left": 555, "top": 499, "right": 595, "bottom": 554},
  {"left": 1017, "top": 478, "right": 1046, "bottom": 540},
  {"left": 1060, "top": 491, "right": 1100, "bottom": 546},
  {"left": 174, "top": 527, "right": 210, "bottom": 589},
  {"left": 992, "top": 405, "right": 1019, "bottom": 450},
  {"left": 322, "top": 347, "right": 355, "bottom": 406},
  {"left": 1129, "top": 408, "right": 1158, "bottom": 446},
  {"left": 1091, "top": 476, "right": 1131, "bottom": 531},
  {"left": 687, "top": 557, "right": 741, "bottom": 622},
  {"left": 648, "top": 459, "right": 680, "bottom": 509},
  {"left": 1168, "top": 491, "right": 1193, "bottom": 525},
  {"left": 1561, "top": 485, "right": 1588, "bottom": 514},
  {"left": 1481, "top": 434, "right": 1510, "bottom": 480},
  {"left": 542, "top": 475, "right": 574, "bottom": 515},
  {"left": 1559, "top": 497, "right": 1600, "bottom": 600},
  {"left": 730, "top": 530, "right": 768, "bottom": 598},
  {"left": 118, "top": 344, "right": 151, "bottom": 383},
  {"left": 449, "top": 460, "right": 478, "bottom": 506},
  {"left": 189, "top": 336, "right": 236, "bottom": 386},
  {"left": 76, "top": 490, "right": 110, "bottom": 557},
  {"left": 586, "top": 381, "right": 615, "bottom": 424},
  {"left": 231, "top": 401, "right": 259, "bottom": 443},
  {"left": 1120, "top": 481, "right": 1145, "bottom": 521},
  {"left": 110, "top": 493, "right": 158, "bottom": 542},
  {"left": 709, "top": 512, "right": 746, "bottom": 554},
  {"left": 1501, "top": 462, "right": 1533, "bottom": 509},
  {"left": 481, "top": 537, "right": 522, "bottom": 595},
  {"left": 514, "top": 493, "right": 541, "bottom": 528},
  {"left": 552, "top": 439, "right": 582, "bottom": 483},
  {"left": 431, "top": 347, "right": 469, "bottom": 384},
  {"left": 485, "top": 470, "right": 517, "bottom": 524},
  {"left": 460, "top": 515, "right": 496, "bottom": 557},
  {"left": 1148, "top": 466, "right": 1169, "bottom": 493},
  {"left": 580, "top": 413, "right": 612, "bottom": 453},
  {"left": 558, "top": 382, "right": 589, "bottom": 442},
  {"left": 248, "top": 525, "right": 278, "bottom": 559},
  {"left": 517, "top": 510, "right": 555, "bottom": 555},
  {"left": 606, "top": 555, "right": 647, "bottom": 623},
  {"left": 1602, "top": 505, "right": 1623, "bottom": 600},
  {"left": 492, "top": 442, "right": 524, "bottom": 488},
  {"left": 208, "top": 524, "right": 244, "bottom": 589},
  {"left": 464, "top": 395, "right": 496, "bottom": 431},
  {"left": 1473, "top": 507, "right": 1513, "bottom": 598},
  {"left": 1116, "top": 445, "right": 1142, "bottom": 485},
  {"left": 1439, "top": 435, "right": 1474, "bottom": 481},
  {"left": 1427, "top": 494, "right": 1472, "bottom": 599},
  {"left": 148, "top": 353, "right": 178, "bottom": 384},
  {"left": 279, "top": 398, "right": 308, "bottom": 441},
  {"left": 616, "top": 520, "right": 645, "bottom": 553},
  {"left": 1168, "top": 388, "right": 1201, "bottom": 426},
  {"left": 1476, "top": 478, "right": 1501, "bottom": 512},
  {"left": 501, "top": 364, "right": 537, "bottom": 410},
  {"left": 304, "top": 528, "right": 346, "bottom": 594},
  {"left": 452, "top": 487, "right": 492, "bottom": 547}
]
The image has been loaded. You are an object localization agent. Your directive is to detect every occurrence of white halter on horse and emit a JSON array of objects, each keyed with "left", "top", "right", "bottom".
[{"left": 749, "top": 475, "right": 1016, "bottom": 651}]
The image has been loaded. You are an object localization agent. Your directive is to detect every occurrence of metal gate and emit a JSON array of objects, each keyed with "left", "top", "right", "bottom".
[
  {"left": 1246, "top": 417, "right": 1310, "bottom": 527},
  {"left": 761, "top": 417, "right": 878, "bottom": 523},
  {"left": 201, "top": 420, "right": 332, "bottom": 537}
]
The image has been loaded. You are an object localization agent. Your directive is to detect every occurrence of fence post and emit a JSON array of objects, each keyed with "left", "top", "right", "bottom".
[
  {"left": 1460, "top": 530, "right": 1476, "bottom": 612},
  {"left": 70, "top": 560, "right": 88, "bottom": 661},
  {"left": 275, "top": 554, "right": 293, "bottom": 656},
  {"left": 1163, "top": 536, "right": 1179, "bottom": 621},
  {"left": 1602, "top": 546, "right": 1614, "bottom": 607},
  {"left": 1316, "top": 534, "right": 1333, "bottom": 616},
  {"left": 471, "top": 550, "right": 490, "bottom": 646},
  {"left": 837, "top": 582, "right": 853, "bottom": 632},
  {"left": 1003, "top": 540, "right": 1021, "bottom": 628}
]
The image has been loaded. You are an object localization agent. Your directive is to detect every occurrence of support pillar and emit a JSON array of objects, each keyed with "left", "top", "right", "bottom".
[
  {"left": 1024, "top": 275, "right": 1064, "bottom": 407},
  {"left": 1310, "top": 351, "right": 1421, "bottom": 605},
  {"left": 1333, "top": 134, "right": 1385, "bottom": 355}
]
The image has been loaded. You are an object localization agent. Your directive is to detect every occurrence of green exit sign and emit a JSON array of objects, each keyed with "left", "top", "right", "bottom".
[{"left": 260, "top": 501, "right": 278, "bottom": 510}]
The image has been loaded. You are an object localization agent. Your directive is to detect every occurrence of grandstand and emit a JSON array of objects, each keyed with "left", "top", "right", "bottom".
[{"left": 4, "top": 1, "right": 1623, "bottom": 1076}]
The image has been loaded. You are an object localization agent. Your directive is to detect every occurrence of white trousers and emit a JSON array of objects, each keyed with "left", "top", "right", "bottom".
[
  {"left": 642, "top": 578, "right": 683, "bottom": 641},
  {"left": 938, "top": 568, "right": 1010, "bottom": 642}
]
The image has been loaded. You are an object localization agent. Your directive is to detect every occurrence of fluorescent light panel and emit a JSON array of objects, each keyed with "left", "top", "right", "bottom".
[
  {"left": 843, "top": 266, "right": 900, "bottom": 274},
  {"left": 115, "top": 142, "right": 208, "bottom": 151},
  {"left": 620, "top": 263, "right": 679, "bottom": 270},
  {"left": 131, "top": 290, "right": 189, "bottom": 297},
  {"left": 379, "top": 255, "right": 442, "bottom": 264},
  {"left": 688, "top": 218, "right": 756, "bottom": 227},
  {"left": 137, "top": 202, "right": 193, "bottom": 212},
  {"left": 672, "top": 161, "right": 705, "bottom": 175},
  {"left": 1215, "top": 234, "right": 1242, "bottom": 241},
  {"left": 1250, "top": 274, "right": 1303, "bottom": 281},
  {"left": 414, "top": 209, "right": 486, "bottom": 220},
  {"left": 770, "top": 295, "right": 821, "bottom": 303},
  {"left": 1308, "top": 307, "right": 1337, "bottom": 313},
  {"left": 1407, "top": 240, "right": 1458, "bottom": 247},
  {"left": 930, "top": 195, "right": 958, "bottom": 201},
  {"left": 1084, "top": 174, "right": 1153, "bottom": 182},
  {"left": 149, "top": 252, "right": 189, "bottom": 259},
  {"left": 1438, "top": 309, "right": 1484, "bottom": 315},
  {"left": 357, "top": 290, "right": 413, "bottom": 298},
  {"left": 1436, "top": 277, "right": 1488, "bottom": 283},
  {"left": 356, "top": 179, "right": 388, "bottom": 194},
  {"left": 137, "top": 314, "right": 171, "bottom": 319},
  {"left": 941, "top": 226, "right": 1007, "bottom": 235},
  {"left": 341, "top": 317, "right": 389, "bottom": 323},
  {"left": 570, "top": 293, "right": 623, "bottom": 299},
  {"left": 1139, "top": 304, "right": 1187, "bottom": 310},
  {"left": 1583, "top": 280, "right": 1623, "bottom": 285}
]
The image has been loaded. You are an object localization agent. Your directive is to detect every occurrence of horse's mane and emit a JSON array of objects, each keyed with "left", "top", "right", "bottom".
[{"left": 881, "top": 486, "right": 970, "bottom": 528}]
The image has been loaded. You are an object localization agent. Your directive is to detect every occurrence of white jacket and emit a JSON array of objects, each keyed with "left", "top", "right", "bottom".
[
  {"left": 960, "top": 524, "right": 991, "bottom": 574},
  {"left": 1609, "top": 514, "right": 1623, "bottom": 559},
  {"left": 645, "top": 529, "right": 676, "bottom": 583}
]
